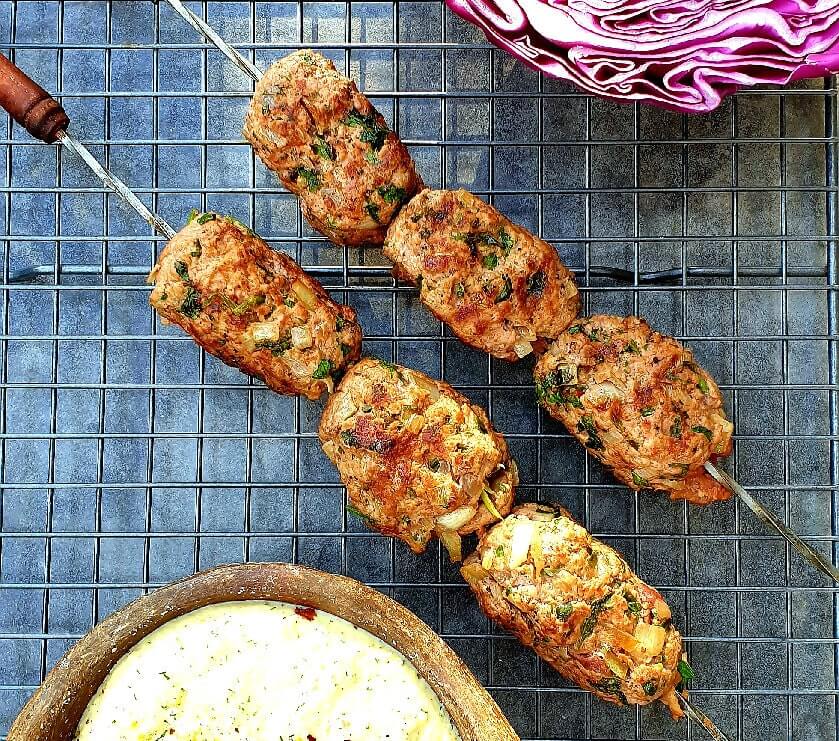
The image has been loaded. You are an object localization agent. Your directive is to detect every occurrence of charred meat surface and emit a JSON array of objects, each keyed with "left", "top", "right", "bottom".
[
  {"left": 148, "top": 211, "right": 361, "bottom": 400},
  {"left": 243, "top": 50, "right": 423, "bottom": 247},
  {"left": 462, "top": 504, "right": 685, "bottom": 717},
  {"left": 383, "top": 189, "right": 580, "bottom": 360},
  {"left": 534, "top": 315, "right": 733, "bottom": 505},
  {"left": 319, "top": 357, "right": 517, "bottom": 557}
]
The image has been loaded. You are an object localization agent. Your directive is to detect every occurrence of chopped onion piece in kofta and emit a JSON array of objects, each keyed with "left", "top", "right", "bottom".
[
  {"left": 462, "top": 504, "right": 686, "bottom": 718},
  {"left": 383, "top": 189, "right": 580, "bottom": 361},
  {"left": 243, "top": 50, "right": 423, "bottom": 247},
  {"left": 319, "top": 357, "right": 517, "bottom": 557},
  {"left": 534, "top": 315, "right": 733, "bottom": 505},
  {"left": 148, "top": 211, "right": 361, "bottom": 400}
]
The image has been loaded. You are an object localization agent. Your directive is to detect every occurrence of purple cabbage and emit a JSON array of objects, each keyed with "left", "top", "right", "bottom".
[{"left": 446, "top": 0, "right": 839, "bottom": 112}]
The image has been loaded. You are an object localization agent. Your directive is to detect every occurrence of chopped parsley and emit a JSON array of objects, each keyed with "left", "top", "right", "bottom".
[
  {"left": 173, "top": 260, "right": 202, "bottom": 319},
  {"left": 577, "top": 591, "right": 612, "bottom": 645},
  {"left": 498, "top": 228, "right": 514, "bottom": 255},
  {"left": 196, "top": 212, "right": 216, "bottom": 225},
  {"left": 525, "top": 269, "right": 546, "bottom": 296},
  {"left": 643, "top": 681, "right": 658, "bottom": 696},
  {"left": 624, "top": 340, "right": 641, "bottom": 355},
  {"left": 364, "top": 150, "right": 379, "bottom": 165},
  {"left": 494, "top": 274, "right": 513, "bottom": 303},
  {"left": 346, "top": 502, "right": 371, "bottom": 521},
  {"left": 380, "top": 360, "right": 398, "bottom": 377},
  {"left": 535, "top": 373, "right": 584, "bottom": 409},
  {"left": 365, "top": 203, "right": 381, "bottom": 223},
  {"left": 482, "top": 253, "right": 498, "bottom": 269},
  {"left": 640, "top": 406, "right": 656, "bottom": 417},
  {"left": 377, "top": 184, "right": 407, "bottom": 204},
  {"left": 255, "top": 333, "right": 292, "bottom": 356},
  {"left": 576, "top": 415, "right": 604, "bottom": 450},
  {"left": 427, "top": 458, "right": 441, "bottom": 472},
  {"left": 626, "top": 598, "right": 643, "bottom": 616},
  {"left": 670, "top": 415, "right": 683, "bottom": 438},
  {"left": 312, "top": 359, "right": 333, "bottom": 379},
  {"left": 186, "top": 208, "right": 199, "bottom": 224},
  {"left": 340, "top": 429, "right": 360, "bottom": 448},
  {"left": 336, "top": 317, "right": 346, "bottom": 331},
  {"left": 292, "top": 166, "right": 321, "bottom": 192},
  {"left": 631, "top": 470, "right": 649, "bottom": 488},
  {"left": 312, "top": 135, "right": 336, "bottom": 161},
  {"left": 697, "top": 377, "right": 710, "bottom": 395},
  {"left": 284, "top": 296, "right": 296, "bottom": 308},
  {"left": 677, "top": 658, "right": 695, "bottom": 683},
  {"left": 340, "top": 342, "right": 352, "bottom": 356},
  {"left": 454, "top": 282, "right": 465, "bottom": 298},
  {"left": 692, "top": 425, "right": 712, "bottom": 441},
  {"left": 554, "top": 604, "right": 573, "bottom": 621},
  {"left": 344, "top": 108, "right": 389, "bottom": 151},
  {"left": 567, "top": 324, "right": 583, "bottom": 334},
  {"left": 592, "top": 677, "right": 627, "bottom": 704}
]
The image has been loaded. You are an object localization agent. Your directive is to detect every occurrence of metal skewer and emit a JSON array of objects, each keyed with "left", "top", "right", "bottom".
[
  {"left": 0, "top": 52, "right": 176, "bottom": 240},
  {"left": 165, "top": 0, "right": 261, "bottom": 82},
  {"left": 705, "top": 461, "right": 839, "bottom": 582},
  {"left": 676, "top": 692, "right": 732, "bottom": 741}
]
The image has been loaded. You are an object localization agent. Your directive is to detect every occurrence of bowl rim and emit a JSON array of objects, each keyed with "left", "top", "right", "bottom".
[{"left": 9, "top": 561, "right": 519, "bottom": 741}]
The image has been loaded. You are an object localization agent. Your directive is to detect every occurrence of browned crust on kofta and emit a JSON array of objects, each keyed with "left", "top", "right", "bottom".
[
  {"left": 148, "top": 212, "right": 361, "bottom": 400},
  {"left": 383, "top": 189, "right": 580, "bottom": 361},
  {"left": 534, "top": 315, "right": 733, "bottom": 505},
  {"left": 243, "top": 50, "right": 423, "bottom": 247},
  {"left": 462, "top": 504, "right": 685, "bottom": 718},
  {"left": 319, "top": 357, "right": 517, "bottom": 555}
]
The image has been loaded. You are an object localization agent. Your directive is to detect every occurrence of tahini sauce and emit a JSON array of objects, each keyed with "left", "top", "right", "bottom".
[{"left": 73, "top": 600, "right": 460, "bottom": 741}]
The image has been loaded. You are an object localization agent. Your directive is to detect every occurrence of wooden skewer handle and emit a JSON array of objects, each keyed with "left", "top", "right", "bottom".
[{"left": 0, "top": 52, "right": 69, "bottom": 143}]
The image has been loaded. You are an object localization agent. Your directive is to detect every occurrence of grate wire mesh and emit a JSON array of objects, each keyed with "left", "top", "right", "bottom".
[{"left": 0, "top": 1, "right": 838, "bottom": 739}]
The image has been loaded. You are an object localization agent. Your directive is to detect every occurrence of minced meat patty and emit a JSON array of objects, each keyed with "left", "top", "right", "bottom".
[
  {"left": 534, "top": 315, "right": 733, "bottom": 505},
  {"left": 148, "top": 211, "right": 361, "bottom": 400},
  {"left": 383, "top": 189, "right": 580, "bottom": 361},
  {"left": 319, "top": 357, "right": 517, "bottom": 557},
  {"left": 462, "top": 504, "right": 685, "bottom": 718},
  {"left": 243, "top": 50, "right": 423, "bottom": 247}
]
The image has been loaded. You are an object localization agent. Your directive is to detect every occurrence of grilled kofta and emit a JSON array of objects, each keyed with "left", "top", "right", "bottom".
[
  {"left": 243, "top": 50, "right": 423, "bottom": 247},
  {"left": 462, "top": 504, "right": 686, "bottom": 718},
  {"left": 319, "top": 357, "right": 517, "bottom": 557},
  {"left": 534, "top": 315, "right": 733, "bottom": 505},
  {"left": 383, "top": 189, "right": 580, "bottom": 361},
  {"left": 148, "top": 211, "right": 361, "bottom": 400}
]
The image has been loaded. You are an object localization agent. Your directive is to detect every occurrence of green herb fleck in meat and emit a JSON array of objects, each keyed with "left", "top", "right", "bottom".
[
  {"left": 255, "top": 332, "right": 292, "bottom": 356},
  {"left": 380, "top": 360, "right": 398, "bottom": 376},
  {"left": 344, "top": 108, "right": 389, "bottom": 151},
  {"left": 626, "top": 598, "right": 643, "bottom": 616},
  {"left": 670, "top": 416, "right": 683, "bottom": 438},
  {"left": 624, "top": 340, "right": 641, "bottom": 354},
  {"left": 535, "top": 373, "right": 583, "bottom": 409},
  {"left": 365, "top": 203, "right": 381, "bottom": 223},
  {"left": 576, "top": 415, "right": 604, "bottom": 450},
  {"left": 336, "top": 317, "right": 346, "bottom": 332},
  {"left": 631, "top": 470, "right": 649, "bottom": 488},
  {"left": 377, "top": 184, "right": 407, "bottom": 205},
  {"left": 677, "top": 658, "right": 695, "bottom": 683},
  {"left": 284, "top": 297, "right": 296, "bottom": 308},
  {"left": 592, "top": 677, "right": 628, "bottom": 705},
  {"left": 312, "top": 359, "right": 333, "bottom": 379},
  {"left": 498, "top": 228, "right": 514, "bottom": 255},
  {"left": 427, "top": 458, "right": 441, "bottom": 472},
  {"left": 525, "top": 269, "right": 546, "bottom": 296},
  {"left": 697, "top": 377, "right": 710, "bottom": 395},
  {"left": 554, "top": 604, "right": 573, "bottom": 621},
  {"left": 640, "top": 406, "right": 656, "bottom": 417},
  {"left": 567, "top": 324, "right": 582, "bottom": 334},
  {"left": 643, "top": 680, "right": 658, "bottom": 696},
  {"left": 482, "top": 254, "right": 498, "bottom": 270},
  {"left": 692, "top": 425, "right": 712, "bottom": 441},
  {"left": 365, "top": 150, "right": 379, "bottom": 165},
  {"left": 346, "top": 502, "right": 371, "bottom": 521},
  {"left": 340, "top": 342, "right": 352, "bottom": 356},
  {"left": 454, "top": 282, "right": 465, "bottom": 298},
  {"left": 173, "top": 261, "right": 202, "bottom": 319},
  {"left": 312, "top": 135, "right": 336, "bottom": 161},
  {"left": 175, "top": 260, "right": 190, "bottom": 283},
  {"left": 186, "top": 208, "right": 199, "bottom": 225},
  {"left": 340, "top": 429, "right": 360, "bottom": 448},
  {"left": 292, "top": 167, "right": 322, "bottom": 192},
  {"left": 494, "top": 274, "right": 513, "bottom": 303},
  {"left": 197, "top": 212, "right": 216, "bottom": 225},
  {"left": 577, "top": 592, "right": 612, "bottom": 645}
]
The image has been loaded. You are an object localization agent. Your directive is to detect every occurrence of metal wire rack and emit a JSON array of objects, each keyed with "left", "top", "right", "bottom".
[{"left": 0, "top": 1, "right": 837, "bottom": 739}]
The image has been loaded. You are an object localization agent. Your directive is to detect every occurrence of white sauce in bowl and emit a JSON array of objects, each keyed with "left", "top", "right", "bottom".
[{"left": 73, "top": 600, "right": 460, "bottom": 741}]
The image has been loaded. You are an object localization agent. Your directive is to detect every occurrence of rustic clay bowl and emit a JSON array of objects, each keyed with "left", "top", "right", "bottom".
[{"left": 9, "top": 562, "right": 518, "bottom": 741}]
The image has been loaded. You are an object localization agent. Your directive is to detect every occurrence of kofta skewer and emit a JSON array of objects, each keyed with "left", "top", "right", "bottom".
[
  {"left": 535, "top": 315, "right": 839, "bottom": 582},
  {"left": 166, "top": 0, "right": 423, "bottom": 248},
  {"left": 319, "top": 357, "right": 517, "bottom": 558},
  {"left": 462, "top": 504, "right": 733, "bottom": 741},
  {"left": 0, "top": 56, "right": 362, "bottom": 401}
]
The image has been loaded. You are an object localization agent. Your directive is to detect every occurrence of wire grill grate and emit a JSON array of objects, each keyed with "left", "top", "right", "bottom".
[{"left": 0, "top": 1, "right": 838, "bottom": 739}]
